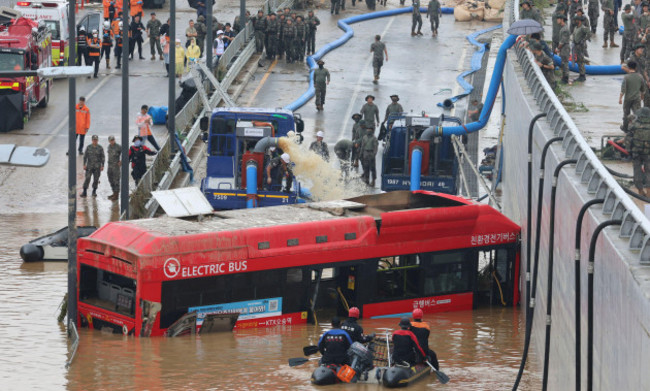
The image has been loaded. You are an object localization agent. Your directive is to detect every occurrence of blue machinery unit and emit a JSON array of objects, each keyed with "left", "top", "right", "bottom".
[
  {"left": 381, "top": 114, "right": 462, "bottom": 194},
  {"left": 200, "top": 107, "right": 306, "bottom": 210}
]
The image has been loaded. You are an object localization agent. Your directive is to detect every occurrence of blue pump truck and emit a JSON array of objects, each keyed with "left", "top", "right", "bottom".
[
  {"left": 200, "top": 107, "right": 307, "bottom": 210},
  {"left": 380, "top": 114, "right": 463, "bottom": 194}
]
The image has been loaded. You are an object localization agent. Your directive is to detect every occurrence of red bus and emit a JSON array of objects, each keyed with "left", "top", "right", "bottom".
[{"left": 76, "top": 190, "right": 520, "bottom": 337}]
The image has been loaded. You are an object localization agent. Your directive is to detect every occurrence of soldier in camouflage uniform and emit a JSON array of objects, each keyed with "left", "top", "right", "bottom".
[
  {"left": 412, "top": 0, "right": 423, "bottom": 36},
  {"left": 619, "top": 60, "right": 646, "bottom": 132},
  {"left": 295, "top": 16, "right": 306, "bottom": 62},
  {"left": 602, "top": 0, "right": 619, "bottom": 47},
  {"left": 384, "top": 94, "right": 403, "bottom": 124},
  {"left": 282, "top": 18, "right": 297, "bottom": 63},
  {"left": 588, "top": 0, "right": 599, "bottom": 33},
  {"left": 306, "top": 11, "right": 320, "bottom": 56},
  {"left": 253, "top": 10, "right": 267, "bottom": 54},
  {"left": 314, "top": 60, "right": 330, "bottom": 110},
  {"left": 106, "top": 135, "right": 121, "bottom": 201},
  {"left": 334, "top": 139, "right": 354, "bottom": 178},
  {"left": 568, "top": 0, "right": 582, "bottom": 31},
  {"left": 81, "top": 135, "right": 105, "bottom": 198},
  {"left": 630, "top": 107, "right": 650, "bottom": 196},
  {"left": 360, "top": 124, "right": 379, "bottom": 187},
  {"left": 621, "top": 5, "right": 635, "bottom": 63},
  {"left": 370, "top": 35, "right": 388, "bottom": 84},
  {"left": 194, "top": 15, "right": 207, "bottom": 55},
  {"left": 555, "top": 14, "right": 570, "bottom": 84},
  {"left": 277, "top": 13, "right": 286, "bottom": 60},
  {"left": 427, "top": 0, "right": 442, "bottom": 37},
  {"left": 623, "top": 45, "right": 648, "bottom": 104},
  {"left": 265, "top": 13, "right": 279, "bottom": 60},
  {"left": 552, "top": 4, "right": 567, "bottom": 52},
  {"left": 520, "top": 1, "right": 544, "bottom": 25},
  {"left": 531, "top": 41, "right": 556, "bottom": 88},
  {"left": 351, "top": 114, "right": 363, "bottom": 170},
  {"left": 573, "top": 16, "right": 590, "bottom": 82}
]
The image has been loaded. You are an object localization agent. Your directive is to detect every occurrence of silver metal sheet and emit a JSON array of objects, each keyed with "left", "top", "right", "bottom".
[
  {"left": 0, "top": 144, "right": 50, "bottom": 167},
  {"left": 0, "top": 144, "right": 14, "bottom": 164},
  {"left": 152, "top": 187, "right": 214, "bottom": 218},
  {"left": 38, "top": 66, "right": 94, "bottom": 79}
]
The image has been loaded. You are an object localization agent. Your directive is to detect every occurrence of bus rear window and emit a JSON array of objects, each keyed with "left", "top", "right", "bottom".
[{"left": 79, "top": 264, "right": 136, "bottom": 318}]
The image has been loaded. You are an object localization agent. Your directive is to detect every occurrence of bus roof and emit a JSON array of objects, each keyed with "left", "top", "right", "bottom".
[
  {"left": 211, "top": 107, "right": 294, "bottom": 117},
  {"left": 79, "top": 191, "right": 520, "bottom": 268}
]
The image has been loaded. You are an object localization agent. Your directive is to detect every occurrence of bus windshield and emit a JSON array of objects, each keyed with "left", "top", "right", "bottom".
[
  {"left": 0, "top": 52, "right": 25, "bottom": 71},
  {"left": 43, "top": 20, "right": 60, "bottom": 40}
]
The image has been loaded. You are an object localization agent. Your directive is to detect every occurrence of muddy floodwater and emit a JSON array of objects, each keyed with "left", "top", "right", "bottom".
[{"left": 0, "top": 212, "right": 541, "bottom": 390}]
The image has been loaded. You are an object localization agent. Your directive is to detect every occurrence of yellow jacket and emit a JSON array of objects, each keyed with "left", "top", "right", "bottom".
[{"left": 187, "top": 44, "right": 201, "bottom": 60}]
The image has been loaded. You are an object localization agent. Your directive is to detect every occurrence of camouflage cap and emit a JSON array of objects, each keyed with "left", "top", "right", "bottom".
[
  {"left": 624, "top": 4, "right": 632, "bottom": 10},
  {"left": 91, "top": 135, "right": 99, "bottom": 140},
  {"left": 358, "top": 119, "right": 367, "bottom": 126},
  {"left": 635, "top": 43, "right": 645, "bottom": 50},
  {"left": 556, "top": 14, "right": 567, "bottom": 20},
  {"left": 529, "top": 41, "right": 543, "bottom": 51}
]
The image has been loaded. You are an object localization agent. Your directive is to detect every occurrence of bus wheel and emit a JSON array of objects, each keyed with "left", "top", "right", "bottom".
[{"left": 38, "top": 83, "right": 49, "bottom": 108}]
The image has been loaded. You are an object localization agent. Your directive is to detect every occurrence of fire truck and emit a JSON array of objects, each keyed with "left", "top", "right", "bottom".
[{"left": 0, "top": 8, "right": 52, "bottom": 131}]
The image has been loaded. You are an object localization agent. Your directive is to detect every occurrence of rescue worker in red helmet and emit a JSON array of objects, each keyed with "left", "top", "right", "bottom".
[
  {"left": 391, "top": 317, "right": 426, "bottom": 366},
  {"left": 341, "top": 307, "right": 375, "bottom": 344},
  {"left": 410, "top": 308, "right": 439, "bottom": 369}
]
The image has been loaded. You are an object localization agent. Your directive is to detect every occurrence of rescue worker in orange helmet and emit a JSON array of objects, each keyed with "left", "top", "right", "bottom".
[
  {"left": 341, "top": 307, "right": 375, "bottom": 344},
  {"left": 410, "top": 308, "right": 439, "bottom": 369}
]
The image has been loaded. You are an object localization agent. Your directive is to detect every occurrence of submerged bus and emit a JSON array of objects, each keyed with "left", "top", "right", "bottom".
[{"left": 76, "top": 191, "right": 520, "bottom": 337}]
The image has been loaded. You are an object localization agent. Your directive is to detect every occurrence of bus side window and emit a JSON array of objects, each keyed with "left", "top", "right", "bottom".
[{"left": 422, "top": 251, "right": 473, "bottom": 296}]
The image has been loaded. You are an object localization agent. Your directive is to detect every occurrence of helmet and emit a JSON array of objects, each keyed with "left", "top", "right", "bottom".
[
  {"left": 399, "top": 317, "right": 411, "bottom": 328},
  {"left": 349, "top": 307, "right": 360, "bottom": 318},
  {"left": 281, "top": 153, "right": 290, "bottom": 163},
  {"left": 92, "top": 29, "right": 98, "bottom": 35},
  {"left": 103, "top": 21, "right": 110, "bottom": 29},
  {"left": 119, "top": 21, "right": 123, "bottom": 28},
  {"left": 412, "top": 308, "right": 423, "bottom": 320},
  {"left": 316, "top": 131, "right": 324, "bottom": 138},
  {"left": 79, "top": 26, "right": 85, "bottom": 31}
]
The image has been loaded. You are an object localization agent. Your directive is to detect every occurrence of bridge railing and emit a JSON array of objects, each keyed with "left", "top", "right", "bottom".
[{"left": 507, "top": 0, "right": 650, "bottom": 263}]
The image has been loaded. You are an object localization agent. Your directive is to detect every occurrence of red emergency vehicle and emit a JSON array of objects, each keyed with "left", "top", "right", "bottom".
[
  {"left": 0, "top": 16, "right": 52, "bottom": 130},
  {"left": 76, "top": 191, "right": 521, "bottom": 337}
]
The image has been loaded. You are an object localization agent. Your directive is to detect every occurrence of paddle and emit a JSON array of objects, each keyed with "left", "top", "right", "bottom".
[
  {"left": 303, "top": 345, "right": 319, "bottom": 356},
  {"left": 288, "top": 356, "right": 320, "bottom": 367},
  {"left": 425, "top": 360, "right": 450, "bottom": 384}
]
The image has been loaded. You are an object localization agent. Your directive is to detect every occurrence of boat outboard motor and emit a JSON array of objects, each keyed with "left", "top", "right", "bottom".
[{"left": 347, "top": 342, "right": 375, "bottom": 382}]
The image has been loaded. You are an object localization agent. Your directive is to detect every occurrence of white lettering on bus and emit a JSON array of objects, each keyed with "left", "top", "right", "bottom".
[{"left": 177, "top": 260, "right": 247, "bottom": 279}]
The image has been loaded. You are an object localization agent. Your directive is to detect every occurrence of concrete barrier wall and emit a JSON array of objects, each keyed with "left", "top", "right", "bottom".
[{"left": 501, "top": 47, "right": 650, "bottom": 390}]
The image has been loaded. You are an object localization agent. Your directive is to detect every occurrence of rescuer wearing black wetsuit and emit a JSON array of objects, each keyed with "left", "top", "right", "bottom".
[
  {"left": 410, "top": 308, "right": 439, "bottom": 370},
  {"left": 318, "top": 317, "right": 353, "bottom": 365},
  {"left": 341, "top": 307, "right": 375, "bottom": 344},
  {"left": 391, "top": 317, "right": 426, "bottom": 366}
]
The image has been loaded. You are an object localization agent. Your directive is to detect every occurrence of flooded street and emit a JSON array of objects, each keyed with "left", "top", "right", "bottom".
[{"left": 0, "top": 210, "right": 540, "bottom": 390}]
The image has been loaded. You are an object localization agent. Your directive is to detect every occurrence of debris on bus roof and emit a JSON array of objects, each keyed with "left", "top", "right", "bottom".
[
  {"left": 152, "top": 187, "right": 213, "bottom": 218},
  {"left": 305, "top": 200, "right": 366, "bottom": 216}
]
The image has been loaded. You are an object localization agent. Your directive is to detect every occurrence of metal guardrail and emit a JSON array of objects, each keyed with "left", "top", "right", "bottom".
[
  {"left": 128, "top": 0, "right": 295, "bottom": 219},
  {"left": 507, "top": 0, "right": 650, "bottom": 263}
]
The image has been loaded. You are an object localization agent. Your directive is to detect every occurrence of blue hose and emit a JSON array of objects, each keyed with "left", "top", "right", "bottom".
[
  {"left": 284, "top": 6, "right": 452, "bottom": 111},
  {"left": 246, "top": 163, "right": 257, "bottom": 209},
  {"left": 437, "top": 24, "right": 503, "bottom": 108},
  {"left": 410, "top": 147, "right": 423, "bottom": 190},
  {"left": 440, "top": 33, "right": 517, "bottom": 135},
  {"left": 552, "top": 54, "right": 624, "bottom": 75}
]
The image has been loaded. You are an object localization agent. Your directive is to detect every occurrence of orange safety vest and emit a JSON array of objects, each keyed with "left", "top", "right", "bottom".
[
  {"left": 103, "top": 0, "right": 111, "bottom": 19},
  {"left": 130, "top": 0, "right": 142, "bottom": 17},
  {"left": 76, "top": 103, "right": 91, "bottom": 135},
  {"left": 136, "top": 113, "right": 152, "bottom": 136},
  {"left": 111, "top": 19, "right": 120, "bottom": 36},
  {"left": 87, "top": 37, "right": 101, "bottom": 56}
]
